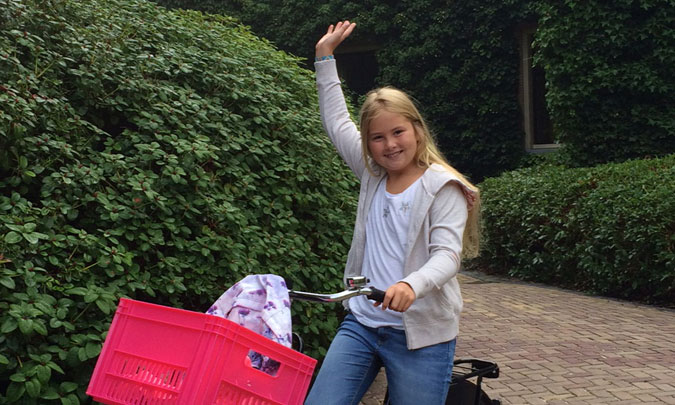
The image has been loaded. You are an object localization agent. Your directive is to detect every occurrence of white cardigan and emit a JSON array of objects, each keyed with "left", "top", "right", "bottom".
[{"left": 315, "top": 59, "right": 476, "bottom": 349}]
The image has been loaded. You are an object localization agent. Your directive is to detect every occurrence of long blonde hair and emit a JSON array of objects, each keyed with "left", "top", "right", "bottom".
[{"left": 359, "top": 86, "right": 481, "bottom": 258}]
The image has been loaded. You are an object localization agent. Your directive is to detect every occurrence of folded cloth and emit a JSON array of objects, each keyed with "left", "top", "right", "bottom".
[{"left": 207, "top": 274, "right": 293, "bottom": 348}]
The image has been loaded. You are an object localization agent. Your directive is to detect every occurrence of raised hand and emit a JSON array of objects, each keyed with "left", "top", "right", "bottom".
[{"left": 315, "top": 21, "right": 356, "bottom": 59}]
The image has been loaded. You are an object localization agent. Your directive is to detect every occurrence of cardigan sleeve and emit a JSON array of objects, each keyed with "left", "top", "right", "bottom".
[
  {"left": 315, "top": 59, "right": 366, "bottom": 178},
  {"left": 401, "top": 182, "right": 468, "bottom": 299}
]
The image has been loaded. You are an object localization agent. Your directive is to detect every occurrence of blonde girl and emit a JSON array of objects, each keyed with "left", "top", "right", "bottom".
[{"left": 305, "top": 21, "right": 480, "bottom": 405}]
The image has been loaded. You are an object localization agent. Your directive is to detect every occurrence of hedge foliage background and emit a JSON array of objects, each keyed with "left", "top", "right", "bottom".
[
  {"left": 535, "top": 0, "right": 675, "bottom": 166},
  {"left": 0, "top": 0, "right": 358, "bottom": 402},
  {"left": 473, "top": 154, "right": 675, "bottom": 307},
  {"left": 155, "top": 0, "right": 675, "bottom": 180}
]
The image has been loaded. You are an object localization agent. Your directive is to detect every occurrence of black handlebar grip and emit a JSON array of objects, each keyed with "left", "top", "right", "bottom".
[{"left": 367, "top": 287, "right": 386, "bottom": 303}]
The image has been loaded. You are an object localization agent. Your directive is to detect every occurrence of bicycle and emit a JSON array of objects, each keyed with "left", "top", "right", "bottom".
[
  {"left": 289, "top": 276, "right": 501, "bottom": 405},
  {"left": 87, "top": 276, "right": 500, "bottom": 404}
]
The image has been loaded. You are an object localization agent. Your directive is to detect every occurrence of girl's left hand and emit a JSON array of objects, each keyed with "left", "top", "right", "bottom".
[{"left": 376, "top": 282, "right": 416, "bottom": 312}]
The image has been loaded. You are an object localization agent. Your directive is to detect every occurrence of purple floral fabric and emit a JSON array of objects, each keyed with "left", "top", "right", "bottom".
[{"left": 207, "top": 274, "right": 292, "bottom": 348}]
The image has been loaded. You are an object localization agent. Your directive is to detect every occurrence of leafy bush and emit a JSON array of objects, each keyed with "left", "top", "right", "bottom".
[
  {"left": 153, "top": 0, "right": 535, "bottom": 181},
  {"left": 473, "top": 154, "right": 675, "bottom": 306},
  {"left": 0, "top": 0, "right": 358, "bottom": 402},
  {"left": 535, "top": 0, "right": 675, "bottom": 166}
]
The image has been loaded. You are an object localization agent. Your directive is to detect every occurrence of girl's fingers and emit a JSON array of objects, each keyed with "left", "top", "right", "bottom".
[
  {"left": 380, "top": 291, "right": 392, "bottom": 310},
  {"left": 343, "top": 22, "right": 356, "bottom": 38},
  {"left": 332, "top": 21, "right": 353, "bottom": 38},
  {"left": 374, "top": 282, "right": 415, "bottom": 312},
  {"left": 378, "top": 287, "right": 397, "bottom": 311},
  {"left": 389, "top": 295, "right": 407, "bottom": 312},
  {"left": 316, "top": 21, "right": 356, "bottom": 57}
]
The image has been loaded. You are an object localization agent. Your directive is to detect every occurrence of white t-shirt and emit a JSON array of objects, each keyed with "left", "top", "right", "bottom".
[{"left": 350, "top": 176, "right": 421, "bottom": 329}]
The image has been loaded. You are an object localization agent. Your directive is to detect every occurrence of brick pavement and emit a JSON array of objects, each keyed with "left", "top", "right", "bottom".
[{"left": 360, "top": 271, "right": 675, "bottom": 404}]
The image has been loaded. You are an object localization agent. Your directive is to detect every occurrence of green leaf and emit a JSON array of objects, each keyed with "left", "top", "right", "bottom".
[
  {"left": 66, "top": 287, "right": 88, "bottom": 296},
  {"left": 18, "top": 319, "right": 34, "bottom": 335},
  {"left": 33, "top": 320, "right": 48, "bottom": 336},
  {"left": 4, "top": 231, "right": 22, "bottom": 244},
  {"left": 84, "top": 290, "right": 99, "bottom": 303},
  {"left": 60, "top": 381, "right": 78, "bottom": 393},
  {"left": 0, "top": 276, "right": 16, "bottom": 289},
  {"left": 95, "top": 299, "right": 111, "bottom": 314},
  {"left": 24, "top": 232, "right": 43, "bottom": 244},
  {"left": 10, "top": 372, "right": 26, "bottom": 382},
  {"left": 77, "top": 347, "right": 87, "bottom": 362},
  {"left": 0, "top": 354, "right": 9, "bottom": 365},
  {"left": 6, "top": 382, "right": 25, "bottom": 402},
  {"left": 61, "top": 393, "right": 81, "bottom": 405},
  {"left": 85, "top": 342, "right": 101, "bottom": 359},
  {"left": 34, "top": 301, "right": 53, "bottom": 315},
  {"left": 2, "top": 317, "right": 18, "bottom": 333},
  {"left": 25, "top": 379, "right": 41, "bottom": 398},
  {"left": 36, "top": 365, "right": 52, "bottom": 383},
  {"left": 41, "top": 387, "right": 60, "bottom": 400},
  {"left": 48, "top": 362, "right": 65, "bottom": 374}
]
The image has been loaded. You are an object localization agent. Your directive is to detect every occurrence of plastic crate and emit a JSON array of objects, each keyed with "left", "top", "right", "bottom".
[{"left": 87, "top": 298, "right": 317, "bottom": 405}]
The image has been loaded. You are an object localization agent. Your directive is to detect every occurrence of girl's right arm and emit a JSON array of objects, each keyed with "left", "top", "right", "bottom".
[{"left": 315, "top": 22, "right": 366, "bottom": 178}]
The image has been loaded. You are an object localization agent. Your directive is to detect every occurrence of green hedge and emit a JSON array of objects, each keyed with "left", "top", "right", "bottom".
[
  {"left": 155, "top": 0, "right": 675, "bottom": 179},
  {"left": 535, "top": 0, "right": 675, "bottom": 166},
  {"left": 474, "top": 154, "right": 675, "bottom": 306},
  {"left": 0, "top": 0, "right": 357, "bottom": 402},
  {"left": 153, "top": 0, "right": 535, "bottom": 181}
]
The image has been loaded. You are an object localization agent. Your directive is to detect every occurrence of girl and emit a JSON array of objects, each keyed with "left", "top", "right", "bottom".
[{"left": 305, "top": 21, "right": 480, "bottom": 405}]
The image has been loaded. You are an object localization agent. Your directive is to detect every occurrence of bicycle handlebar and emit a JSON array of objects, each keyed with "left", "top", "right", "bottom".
[{"left": 288, "top": 286, "right": 386, "bottom": 303}]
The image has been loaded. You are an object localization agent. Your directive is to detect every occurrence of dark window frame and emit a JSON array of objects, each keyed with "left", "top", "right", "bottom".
[{"left": 519, "top": 25, "right": 558, "bottom": 152}]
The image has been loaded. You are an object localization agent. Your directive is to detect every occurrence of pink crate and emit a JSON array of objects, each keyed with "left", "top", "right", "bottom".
[{"left": 87, "top": 298, "right": 317, "bottom": 405}]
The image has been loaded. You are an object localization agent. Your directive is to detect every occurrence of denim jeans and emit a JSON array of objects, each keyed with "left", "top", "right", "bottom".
[{"left": 305, "top": 313, "right": 456, "bottom": 405}]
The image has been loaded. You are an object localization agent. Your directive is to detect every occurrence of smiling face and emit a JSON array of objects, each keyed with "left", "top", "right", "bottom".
[{"left": 366, "top": 110, "right": 421, "bottom": 178}]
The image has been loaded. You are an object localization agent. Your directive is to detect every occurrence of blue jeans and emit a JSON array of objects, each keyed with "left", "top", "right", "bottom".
[{"left": 305, "top": 313, "right": 456, "bottom": 405}]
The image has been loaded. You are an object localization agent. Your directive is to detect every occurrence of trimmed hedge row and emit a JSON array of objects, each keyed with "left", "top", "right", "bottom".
[
  {"left": 473, "top": 154, "right": 675, "bottom": 306},
  {"left": 0, "top": 0, "right": 357, "bottom": 403}
]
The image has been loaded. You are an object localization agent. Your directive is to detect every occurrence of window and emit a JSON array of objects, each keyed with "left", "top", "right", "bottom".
[
  {"left": 519, "top": 25, "right": 557, "bottom": 152},
  {"left": 335, "top": 42, "right": 379, "bottom": 96}
]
